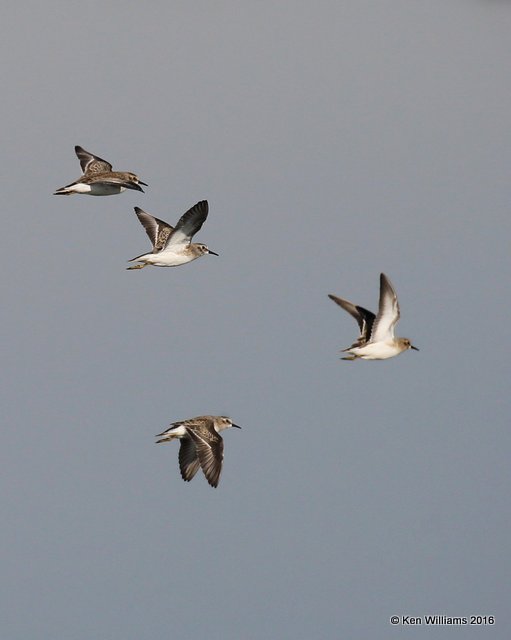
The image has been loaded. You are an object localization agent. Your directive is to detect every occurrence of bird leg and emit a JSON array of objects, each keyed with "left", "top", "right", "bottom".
[{"left": 127, "top": 263, "right": 147, "bottom": 270}]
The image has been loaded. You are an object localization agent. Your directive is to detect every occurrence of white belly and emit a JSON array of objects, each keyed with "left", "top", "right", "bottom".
[
  {"left": 147, "top": 251, "right": 195, "bottom": 267},
  {"left": 350, "top": 341, "right": 401, "bottom": 360}
]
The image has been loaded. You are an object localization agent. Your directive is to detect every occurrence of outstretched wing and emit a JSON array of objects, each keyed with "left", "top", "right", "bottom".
[
  {"left": 370, "top": 273, "right": 400, "bottom": 342},
  {"left": 187, "top": 423, "right": 224, "bottom": 488},
  {"left": 167, "top": 201, "right": 209, "bottom": 248},
  {"left": 328, "top": 294, "right": 375, "bottom": 348},
  {"left": 134, "top": 207, "right": 174, "bottom": 253},
  {"left": 178, "top": 439, "right": 201, "bottom": 482},
  {"left": 75, "top": 145, "right": 113, "bottom": 175}
]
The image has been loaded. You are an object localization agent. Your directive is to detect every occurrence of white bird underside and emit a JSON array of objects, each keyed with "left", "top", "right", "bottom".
[
  {"left": 131, "top": 248, "right": 199, "bottom": 267},
  {"left": 347, "top": 341, "right": 406, "bottom": 360}
]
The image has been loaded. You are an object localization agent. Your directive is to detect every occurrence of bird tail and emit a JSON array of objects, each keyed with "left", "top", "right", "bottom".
[
  {"left": 155, "top": 432, "right": 178, "bottom": 444},
  {"left": 53, "top": 186, "right": 73, "bottom": 195}
]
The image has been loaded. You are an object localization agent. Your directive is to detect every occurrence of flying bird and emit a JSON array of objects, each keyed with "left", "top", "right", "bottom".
[
  {"left": 329, "top": 272, "right": 419, "bottom": 360},
  {"left": 127, "top": 200, "right": 218, "bottom": 269},
  {"left": 156, "top": 415, "right": 241, "bottom": 488},
  {"left": 54, "top": 145, "right": 147, "bottom": 195}
]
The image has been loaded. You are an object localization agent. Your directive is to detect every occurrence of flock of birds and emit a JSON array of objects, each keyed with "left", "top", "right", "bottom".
[{"left": 54, "top": 145, "right": 419, "bottom": 487}]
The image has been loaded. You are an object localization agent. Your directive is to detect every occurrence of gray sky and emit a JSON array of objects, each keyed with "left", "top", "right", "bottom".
[{"left": 2, "top": 1, "right": 510, "bottom": 638}]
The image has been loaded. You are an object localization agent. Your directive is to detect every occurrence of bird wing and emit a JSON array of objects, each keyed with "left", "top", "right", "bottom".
[
  {"left": 134, "top": 207, "right": 174, "bottom": 253},
  {"left": 75, "top": 146, "right": 113, "bottom": 175},
  {"left": 187, "top": 423, "right": 224, "bottom": 488},
  {"left": 370, "top": 273, "right": 400, "bottom": 342},
  {"left": 178, "top": 439, "right": 201, "bottom": 482},
  {"left": 328, "top": 294, "right": 375, "bottom": 347},
  {"left": 166, "top": 200, "right": 209, "bottom": 248}
]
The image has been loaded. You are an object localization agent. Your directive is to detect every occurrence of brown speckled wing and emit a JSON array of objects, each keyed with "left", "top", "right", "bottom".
[
  {"left": 75, "top": 146, "right": 113, "bottom": 175},
  {"left": 187, "top": 424, "right": 224, "bottom": 488},
  {"left": 134, "top": 207, "right": 174, "bottom": 252}
]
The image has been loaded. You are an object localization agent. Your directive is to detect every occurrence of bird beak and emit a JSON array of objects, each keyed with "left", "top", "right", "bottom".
[
  {"left": 126, "top": 183, "right": 145, "bottom": 193},
  {"left": 208, "top": 249, "right": 219, "bottom": 256},
  {"left": 411, "top": 345, "right": 419, "bottom": 351},
  {"left": 138, "top": 180, "right": 148, "bottom": 187},
  {"left": 232, "top": 423, "right": 242, "bottom": 429}
]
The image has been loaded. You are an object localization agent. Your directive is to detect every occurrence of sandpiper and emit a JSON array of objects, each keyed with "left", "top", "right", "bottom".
[
  {"left": 156, "top": 416, "right": 241, "bottom": 488},
  {"left": 54, "top": 145, "right": 147, "bottom": 195},
  {"left": 127, "top": 200, "right": 218, "bottom": 269},
  {"left": 328, "top": 273, "right": 419, "bottom": 360}
]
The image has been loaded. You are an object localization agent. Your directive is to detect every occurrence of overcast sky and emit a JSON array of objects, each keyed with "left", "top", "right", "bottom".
[{"left": 2, "top": 1, "right": 510, "bottom": 638}]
